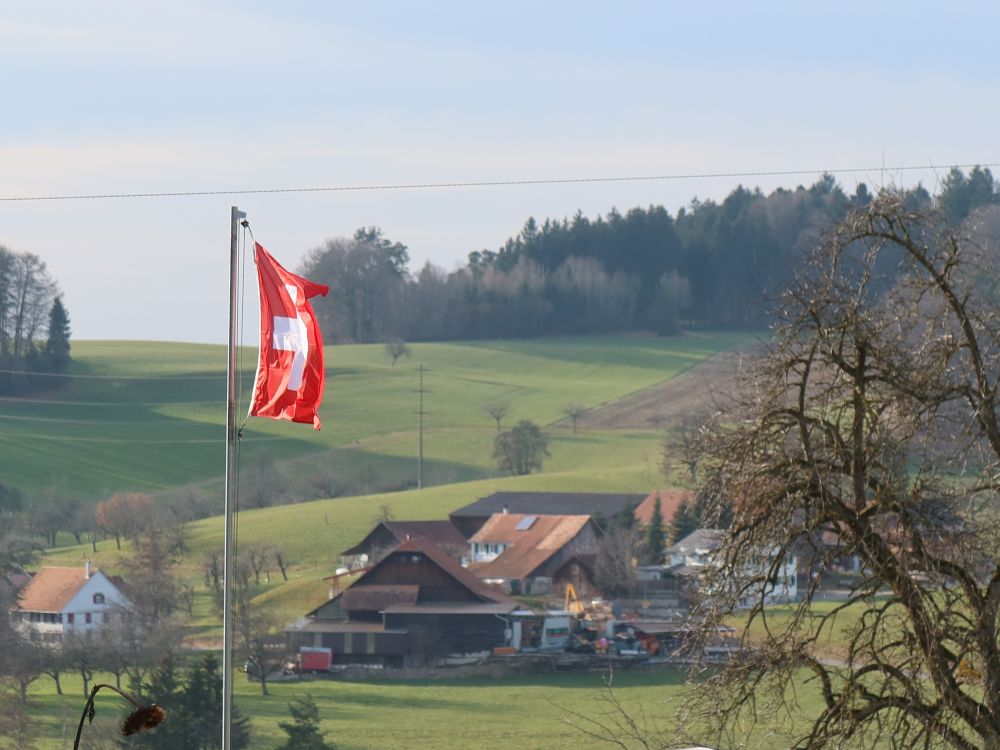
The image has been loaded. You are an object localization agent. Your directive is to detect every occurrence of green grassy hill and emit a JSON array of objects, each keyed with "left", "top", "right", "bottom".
[
  {"left": 30, "top": 332, "right": 753, "bottom": 629},
  {"left": 3, "top": 332, "right": 749, "bottom": 500},
  {"left": 25, "top": 332, "right": 762, "bottom": 749}
]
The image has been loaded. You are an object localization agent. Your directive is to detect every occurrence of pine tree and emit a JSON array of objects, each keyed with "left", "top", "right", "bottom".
[
  {"left": 276, "top": 694, "right": 335, "bottom": 750},
  {"left": 43, "top": 297, "right": 71, "bottom": 372},
  {"left": 134, "top": 654, "right": 251, "bottom": 750},
  {"left": 644, "top": 497, "right": 665, "bottom": 564},
  {"left": 135, "top": 657, "right": 183, "bottom": 750},
  {"left": 669, "top": 498, "right": 697, "bottom": 545},
  {"left": 184, "top": 654, "right": 252, "bottom": 750}
]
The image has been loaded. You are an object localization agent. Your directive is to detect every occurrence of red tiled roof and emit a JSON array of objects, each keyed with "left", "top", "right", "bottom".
[
  {"left": 16, "top": 567, "right": 90, "bottom": 613},
  {"left": 633, "top": 490, "right": 694, "bottom": 526},
  {"left": 471, "top": 513, "right": 590, "bottom": 546}
]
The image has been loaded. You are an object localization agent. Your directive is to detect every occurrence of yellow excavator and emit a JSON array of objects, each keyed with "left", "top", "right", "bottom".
[{"left": 564, "top": 583, "right": 585, "bottom": 616}]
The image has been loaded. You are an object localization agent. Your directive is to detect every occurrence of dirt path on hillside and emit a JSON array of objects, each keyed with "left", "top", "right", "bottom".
[{"left": 574, "top": 346, "right": 760, "bottom": 430}]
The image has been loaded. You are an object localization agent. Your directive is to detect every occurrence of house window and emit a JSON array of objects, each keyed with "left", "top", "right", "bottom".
[
  {"left": 67, "top": 613, "right": 75, "bottom": 625},
  {"left": 85, "top": 613, "right": 92, "bottom": 624},
  {"left": 93, "top": 593, "right": 105, "bottom": 605}
]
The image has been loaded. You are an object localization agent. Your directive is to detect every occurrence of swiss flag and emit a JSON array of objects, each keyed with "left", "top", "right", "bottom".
[{"left": 249, "top": 242, "right": 329, "bottom": 429}]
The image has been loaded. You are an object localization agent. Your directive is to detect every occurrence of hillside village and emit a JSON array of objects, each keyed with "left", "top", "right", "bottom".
[
  {"left": 6, "top": 488, "right": 804, "bottom": 677},
  {"left": 281, "top": 489, "right": 800, "bottom": 674}
]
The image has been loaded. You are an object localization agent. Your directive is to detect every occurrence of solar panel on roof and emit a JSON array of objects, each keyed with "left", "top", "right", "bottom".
[{"left": 515, "top": 515, "right": 537, "bottom": 530}]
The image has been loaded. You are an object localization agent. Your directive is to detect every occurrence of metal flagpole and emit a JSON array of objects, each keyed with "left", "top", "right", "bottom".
[
  {"left": 222, "top": 205, "right": 246, "bottom": 750},
  {"left": 418, "top": 363, "right": 423, "bottom": 489}
]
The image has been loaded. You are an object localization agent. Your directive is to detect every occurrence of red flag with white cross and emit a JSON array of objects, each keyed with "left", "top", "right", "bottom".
[{"left": 249, "top": 242, "right": 329, "bottom": 429}]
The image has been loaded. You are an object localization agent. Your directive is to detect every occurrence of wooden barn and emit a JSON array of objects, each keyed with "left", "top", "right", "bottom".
[{"left": 287, "top": 537, "right": 516, "bottom": 668}]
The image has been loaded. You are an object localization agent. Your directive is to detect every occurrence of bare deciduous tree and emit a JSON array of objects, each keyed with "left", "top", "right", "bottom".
[
  {"left": 233, "top": 570, "right": 286, "bottom": 697},
  {"left": 383, "top": 337, "right": 411, "bottom": 366},
  {"left": 484, "top": 400, "right": 509, "bottom": 431},
  {"left": 563, "top": 403, "right": 587, "bottom": 434},
  {"left": 685, "top": 193, "right": 1000, "bottom": 749}
]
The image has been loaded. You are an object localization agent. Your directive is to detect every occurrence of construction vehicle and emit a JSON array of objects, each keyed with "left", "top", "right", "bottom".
[{"left": 564, "top": 584, "right": 584, "bottom": 616}]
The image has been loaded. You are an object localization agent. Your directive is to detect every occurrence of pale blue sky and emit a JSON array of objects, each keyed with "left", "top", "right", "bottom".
[{"left": 2, "top": 1, "right": 998, "bottom": 342}]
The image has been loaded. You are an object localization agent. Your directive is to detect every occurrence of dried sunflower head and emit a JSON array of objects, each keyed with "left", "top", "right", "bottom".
[{"left": 121, "top": 704, "right": 167, "bottom": 736}]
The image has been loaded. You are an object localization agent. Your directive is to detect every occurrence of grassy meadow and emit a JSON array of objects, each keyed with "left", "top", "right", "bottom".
[
  {"left": 19, "top": 332, "right": 768, "bottom": 748},
  {"left": 29, "top": 666, "right": 829, "bottom": 750},
  {"left": 1, "top": 332, "right": 750, "bottom": 499}
]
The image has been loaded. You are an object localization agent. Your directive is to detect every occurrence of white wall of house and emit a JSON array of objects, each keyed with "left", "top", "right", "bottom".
[
  {"left": 673, "top": 540, "right": 798, "bottom": 608},
  {"left": 60, "top": 571, "right": 129, "bottom": 633},
  {"left": 16, "top": 570, "right": 130, "bottom": 641}
]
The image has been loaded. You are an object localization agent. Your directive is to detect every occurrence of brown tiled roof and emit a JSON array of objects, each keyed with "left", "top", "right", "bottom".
[
  {"left": 469, "top": 514, "right": 592, "bottom": 581},
  {"left": 472, "top": 513, "right": 589, "bottom": 546},
  {"left": 16, "top": 567, "right": 89, "bottom": 613},
  {"left": 356, "top": 537, "right": 513, "bottom": 605},
  {"left": 384, "top": 521, "right": 468, "bottom": 555},
  {"left": 633, "top": 490, "right": 695, "bottom": 526},
  {"left": 340, "top": 585, "right": 419, "bottom": 612},
  {"left": 341, "top": 520, "right": 468, "bottom": 558}
]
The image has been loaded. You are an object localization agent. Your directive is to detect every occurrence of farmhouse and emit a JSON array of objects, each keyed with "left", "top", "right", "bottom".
[
  {"left": 11, "top": 561, "right": 130, "bottom": 643},
  {"left": 467, "top": 513, "right": 600, "bottom": 595},
  {"left": 449, "top": 490, "right": 647, "bottom": 537},
  {"left": 288, "top": 537, "right": 517, "bottom": 668},
  {"left": 340, "top": 519, "right": 469, "bottom": 568}
]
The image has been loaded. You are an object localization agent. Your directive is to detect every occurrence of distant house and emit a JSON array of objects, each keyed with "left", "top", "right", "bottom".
[
  {"left": 340, "top": 520, "right": 470, "bottom": 568},
  {"left": 11, "top": 562, "right": 130, "bottom": 643},
  {"left": 668, "top": 529, "right": 727, "bottom": 569},
  {"left": 668, "top": 528, "right": 797, "bottom": 607},
  {"left": 467, "top": 513, "right": 601, "bottom": 595},
  {"left": 287, "top": 538, "right": 517, "bottom": 668},
  {"left": 449, "top": 491, "right": 647, "bottom": 537}
]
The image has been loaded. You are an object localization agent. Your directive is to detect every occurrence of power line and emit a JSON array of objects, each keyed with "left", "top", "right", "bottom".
[
  {"left": 0, "top": 367, "right": 237, "bottom": 381},
  {"left": 1, "top": 162, "right": 996, "bottom": 203}
]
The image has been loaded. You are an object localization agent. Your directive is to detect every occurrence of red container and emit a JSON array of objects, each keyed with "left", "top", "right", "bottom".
[{"left": 300, "top": 648, "right": 333, "bottom": 671}]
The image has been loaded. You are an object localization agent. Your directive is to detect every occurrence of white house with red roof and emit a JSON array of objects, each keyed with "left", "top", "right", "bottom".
[{"left": 11, "top": 561, "right": 130, "bottom": 643}]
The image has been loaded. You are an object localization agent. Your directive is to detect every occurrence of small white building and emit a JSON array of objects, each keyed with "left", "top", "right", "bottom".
[
  {"left": 509, "top": 610, "right": 573, "bottom": 651},
  {"left": 12, "top": 561, "right": 130, "bottom": 643}
]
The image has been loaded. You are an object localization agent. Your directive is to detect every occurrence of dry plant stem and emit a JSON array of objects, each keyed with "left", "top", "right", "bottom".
[{"left": 72, "top": 683, "right": 141, "bottom": 750}]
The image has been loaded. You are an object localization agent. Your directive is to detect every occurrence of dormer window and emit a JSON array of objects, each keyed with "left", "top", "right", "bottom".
[{"left": 93, "top": 593, "right": 105, "bottom": 605}]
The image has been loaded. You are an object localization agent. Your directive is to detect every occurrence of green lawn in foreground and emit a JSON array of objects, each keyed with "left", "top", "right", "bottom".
[
  {"left": 0, "top": 333, "right": 751, "bottom": 498},
  {"left": 28, "top": 667, "right": 824, "bottom": 750}
]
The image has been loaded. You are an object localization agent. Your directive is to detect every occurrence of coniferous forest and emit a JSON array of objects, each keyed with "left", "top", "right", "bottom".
[{"left": 301, "top": 168, "right": 1000, "bottom": 344}]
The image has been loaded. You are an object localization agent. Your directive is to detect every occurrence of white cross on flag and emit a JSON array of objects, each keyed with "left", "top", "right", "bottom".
[{"left": 249, "top": 242, "right": 329, "bottom": 429}]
